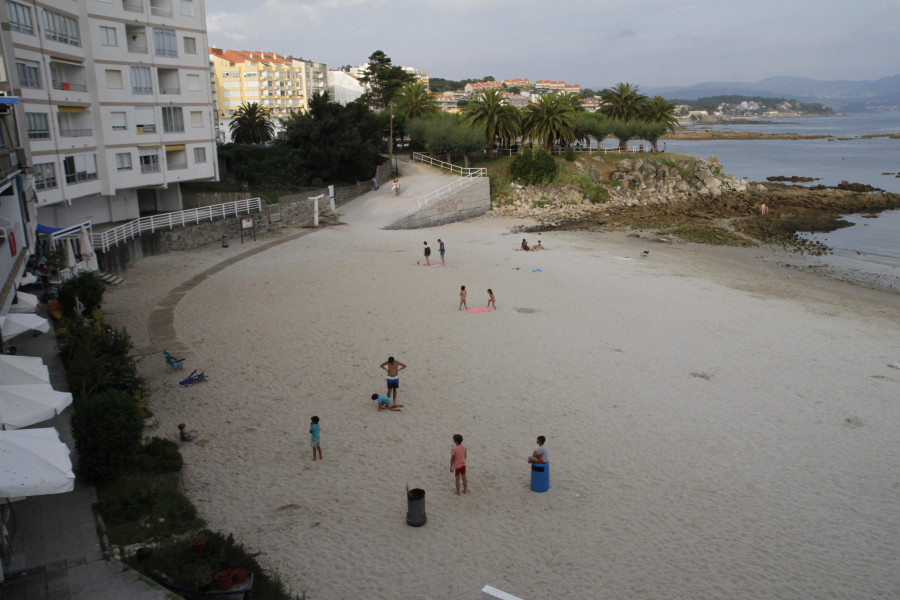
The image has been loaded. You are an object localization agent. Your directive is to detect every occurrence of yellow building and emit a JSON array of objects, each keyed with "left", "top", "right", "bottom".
[{"left": 209, "top": 48, "right": 327, "bottom": 129}]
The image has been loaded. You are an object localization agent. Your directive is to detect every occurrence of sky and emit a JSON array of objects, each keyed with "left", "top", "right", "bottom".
[{"left": 206, "top": 0, "right": 900, "bottom": 89}]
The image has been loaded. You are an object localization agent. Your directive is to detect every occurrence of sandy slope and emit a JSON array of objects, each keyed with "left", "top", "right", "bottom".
[{"left": 103, "top": 191, "right": 900, "bottom": 600}]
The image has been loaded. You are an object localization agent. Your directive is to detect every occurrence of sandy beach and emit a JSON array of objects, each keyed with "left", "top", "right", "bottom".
[{"left": 103, "top": 178, "right": 900, "bottom": 600}]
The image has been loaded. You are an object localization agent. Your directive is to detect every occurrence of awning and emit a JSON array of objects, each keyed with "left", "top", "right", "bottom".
[
  {"left": 36, "top": 221, "right": 91, "bottom": 239},
  {"left": 138, "top": 145, "right": 161, "bottom": 150},
  {"left": 57, "top": 106, "right": 85, "bottom": 114},
  {"left": 165, "top": 144, "right": 185, "bottom": 151},
  {"left": 0, "top": 96, "right": 20, "bottom": 105}
]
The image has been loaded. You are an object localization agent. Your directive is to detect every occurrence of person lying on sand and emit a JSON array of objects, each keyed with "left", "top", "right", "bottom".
[{"left": 372, "top": 393, "right": 403, "bottom": 411}]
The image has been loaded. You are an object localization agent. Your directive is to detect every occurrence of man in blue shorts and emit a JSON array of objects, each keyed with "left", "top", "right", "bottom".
[{"left": 379, "top": 356, "right": 407, "bottom": 403}]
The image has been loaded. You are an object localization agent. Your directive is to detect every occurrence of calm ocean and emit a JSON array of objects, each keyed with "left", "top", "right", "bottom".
[{"left": 661, "top": 112, "right": 900, "bottom": 270}]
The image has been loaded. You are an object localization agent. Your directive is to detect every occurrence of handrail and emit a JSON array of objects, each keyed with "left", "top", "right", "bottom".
[
  {"left": 417, "top": 172, "right": 482, "bottom": 209},
  {"left": 92, "top": 197, "right": 263, "bottom": 252},
  {"left": 411, "top": 152, "right": 486, "bottom": 177}
]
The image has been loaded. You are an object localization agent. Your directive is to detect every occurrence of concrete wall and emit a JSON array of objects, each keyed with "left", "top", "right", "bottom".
[{"left": 385, "top": 178, "right": 490, "bottom": 230}]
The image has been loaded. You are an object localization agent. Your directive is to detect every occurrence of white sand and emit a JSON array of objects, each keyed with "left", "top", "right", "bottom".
[{"left": 103, "top": 187, "right": 900, "bottom": 600}]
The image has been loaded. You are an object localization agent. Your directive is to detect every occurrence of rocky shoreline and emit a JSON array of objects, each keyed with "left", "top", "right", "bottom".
[{"left": 489, "top": 156, "right": 900, "bottom": 253}]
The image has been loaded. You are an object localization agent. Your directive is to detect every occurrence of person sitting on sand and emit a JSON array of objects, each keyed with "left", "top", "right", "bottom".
[
  {"left": 527, "top": 436, "right": 548, "bottom": 464},
  {"left": 521, "top": 238, "right": 529, "bottom": 251},
  {"left": 531, "top": 240, "right": 543, "bottom": 251},
  {"left": 372, "top": 393, "right": 403, "bottom": 411},
  {"left": 178, "top": 423, "right": 197, "bottom": 442}
]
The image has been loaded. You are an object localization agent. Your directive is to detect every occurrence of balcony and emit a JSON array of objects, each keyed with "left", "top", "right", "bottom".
[
  {"left": 128, "top": 43, "right": 148, "bottom": 54},
  {"left": 160, "top": 87, "right": 180, "bottom": 95},
  {"left": 136, "top": 124, "right": 157, "bottom": 134},
  {"left": 123, "top": 0, "right": 143, "bottom": 12},
  {"left": 59, "top": 128, "right": 92, "bottom": 138},
  {"left": 141, "top": 162, "right": 160, "bottom": 173},
  {"left": 166, "top": 160, "right": 187, "bottom": 170},
  {"left": 51, "top": 80, "right": 87, "bottom": 92},
  {"left": 65, "top": 171, "right": 98, "bottom": 184}
]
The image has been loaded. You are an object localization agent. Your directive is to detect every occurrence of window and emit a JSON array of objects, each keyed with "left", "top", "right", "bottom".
[
  {"left": 26, "top": 112, "right": 50, "bottom": 139},
  {"left": 110, "top": 111, "right": 127, "bottom": 130},
  {"left": 186, "top": 74, "right": 200, "bottom": 91},
  {"left": 34, "top": 162, "right": 58, "bottom": 190},
  {"left": 63, "top": 153, "right": 98, "bottom": 183},
  {"left": 105, "top": 69, "right": 123, "bottom": 89},
  {"left": 115, "top": 152, "right": 132, "bottom": 170},
  {"left": 139, "top": 152, "right": 159, "bottom": 173},
  {"left": 193, "top": 147, "right": 206, "bottom": 163},
  {"left": 100, "top": 25, "right": 117, "bottom": 46},
  {"left": 16, "top": 60, "right": 41, "bottom": 88},
  {"left": 42, "top": 9, "right": 81, "bottom": 46},
  {"left": 152, "top": 27, "right": 177, "bottom": 58},
  {"left": 183, "top": 36, "right": 197, "bottom": 54},
  {"left": 180, "top": 0, "right": 193, "bottom": 15},
  {"left": 130, "top": 66, "right": 152, "bottom": 94},
  {"left": 190, "top": 110, "right": 203, "bottom": 128},
  {"left": 161, "top": 106, "right": 183, "bottom": 133},
  {"left": 134, "top": 107, "right": 156, "bottom": 134},
  {"left": 6, "top": 1, "right": 34, "bottom": 34},
  {"left": 149, "top": 0, "right": 171, "bottom": 17}
]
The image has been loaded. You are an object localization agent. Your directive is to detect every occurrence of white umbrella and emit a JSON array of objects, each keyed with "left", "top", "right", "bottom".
[
  {"left": 0, "top": 355, "right": 51, "bottom": 384},
  {"left": 79, "top": 225, "right": 98, "bottom": 271},
  {"left": 64, "top": 239, "right": 77, "bottom": 269},
  {"left": 9, "top": 290, "right": 40, "bottom": 313},
  {"left": 0, "top": 428, "right": 75, "bottom": 497},
  {"left": 0, "top": 313, "right": 51, "bottom": 339},
  {"left": 0, "top": 384, "right": 73, "bottom": 429},
  {"left": 16, "top": 272, "right": 38, "bottom": 287}
]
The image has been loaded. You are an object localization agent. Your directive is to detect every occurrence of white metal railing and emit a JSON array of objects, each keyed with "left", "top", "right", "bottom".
[
  {"left": 412, "top": 152, "right": 486, "bottom": 178},
  {"left": 418, "top": 172, "right": 483, "bottom": 209},
  {"left": 93, "top": 197, "right": 263, "bottom": 252}
]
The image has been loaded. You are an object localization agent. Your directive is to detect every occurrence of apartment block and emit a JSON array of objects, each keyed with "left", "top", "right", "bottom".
[
  {"left": 1, "top": 0, "right": 218, "bottom": 229},
  {"left": 210, "top": 47, "right": 327, "bottom": 139}
]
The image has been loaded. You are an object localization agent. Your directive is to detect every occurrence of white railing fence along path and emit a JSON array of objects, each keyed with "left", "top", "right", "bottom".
[
  {"left": 93, "top": 197, "right": 263, "bottom": 252},
  {"left": 411, "top": 153, "right": 487, "bottom": 208}
]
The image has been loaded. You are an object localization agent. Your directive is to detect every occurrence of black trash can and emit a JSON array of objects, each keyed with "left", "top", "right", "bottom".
[
  {"left": 222, "top": 234, "right": 229, "bottom": 248},
  {"left": 406, "top": 488, "right": 426, "bottom": 527}
]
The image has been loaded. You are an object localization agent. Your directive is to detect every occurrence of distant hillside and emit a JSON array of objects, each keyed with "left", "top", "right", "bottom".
[{"left": 642, "top": 75, "right": 900, "bottom": 113}]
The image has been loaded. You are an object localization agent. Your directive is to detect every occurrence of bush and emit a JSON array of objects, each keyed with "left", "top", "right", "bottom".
[
  {"left": 57, "top": 271, "right": 106, "bottom": 316},
  {"left": 72, "top": 389, "right": 144, "bottom": 482},
  {"left": 563, "top": 147, "right": 576, "bottom": 162},
  {"left": 96, "top": 473, "right": 201, "bottom": 544},
  {"left": 57, "top": 318, "right": 142, "bottom": 399},
  {"left": 510, "top": 148, "right": 557, "bottom": 185},
  {"left": 134, "top": 437, "right": 183, "bottom": 474}
]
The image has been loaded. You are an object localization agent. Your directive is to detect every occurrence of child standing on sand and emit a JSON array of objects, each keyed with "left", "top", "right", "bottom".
[
  {"left": 309, "top": 416, "right": 322, "bottom": 461},
  {"left": 450, "top": 434, "right": 468, "bottom": 495},
  {"left": 487, "top": 289, "right": 496, "bottom": 310},
  {"left": 459, "top": 285, "right": 468, "bottom": 311}
]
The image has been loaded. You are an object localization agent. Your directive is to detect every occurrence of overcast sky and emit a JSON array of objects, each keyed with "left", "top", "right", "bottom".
[{"left": 206, "top": 0, "right": 899, "bottom": 89}]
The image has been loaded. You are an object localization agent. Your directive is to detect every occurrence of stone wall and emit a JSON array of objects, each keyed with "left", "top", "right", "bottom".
[{"left": 385, "top": 178, "right": 491, "bottom": 230}]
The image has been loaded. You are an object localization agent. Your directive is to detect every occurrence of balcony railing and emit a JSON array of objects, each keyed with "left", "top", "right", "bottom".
[
  {"left": 150, "top": 6, "right": 172, "bottom": 17},
  {"left": 166, "top": 160, "right": 187, "bottom": 170},
  {"left": 132, "top": 86, "right": 153, "bottom": 95},
  {"left": 127, "top": 44, "right": 148, "bottom": 54},
  {"left": 65, "top": 172, "right": 99, "bottom": 184},
  {"left": 59, "top": 128, "right": 93, "bottom": 138},
  {"left": 136, "top": 124, "right": 156, "bottom": 134},
  {"left": 155, "top": 48, "right": 178, "bottom": 58},
  {"left": 123, "top": 0, "right": 143, "bottom": 12},
  {"left": 52, "top": 81, "right": 88, "bottom": 92},
  {"left": 141, "top": 163, "right": 161, "bottom": 173},
  {"left": 159, "top": 87, "right": 180, "bottom": 95}
]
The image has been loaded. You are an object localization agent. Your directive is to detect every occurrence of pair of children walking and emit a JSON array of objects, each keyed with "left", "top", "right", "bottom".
[{"left": 459, "top": 286, "right": 497, "bottom": 311}]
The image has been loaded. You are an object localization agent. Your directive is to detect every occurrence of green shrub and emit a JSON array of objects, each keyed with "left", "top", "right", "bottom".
[
  {"left": 563, "top": 147, "right": 576, "bottom": 162},
  {"left": 134, "top": 437, "right": 183, "bottom": 474},
  {"left": 72, "top": 389, "right": 144, "bottom": 482},
  {"left": 57, "top": 271, "right": 106, "bottom": 316},
  {"left": 57, "top": 318, "right": 142, "bottom": 399},
  {"left": 96, "top": 473, "right": 201, "bottom": 544},
  {"left": 509, "top": 148, "right": 557, "bottom": 185}
]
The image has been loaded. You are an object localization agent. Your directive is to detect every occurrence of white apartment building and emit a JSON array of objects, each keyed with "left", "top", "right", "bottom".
[
  {"left": 326, "top": 69, "right": 363, "bottom": 105},
  {"left": 2, "top": 0, "right": 218, "bottom": 229}
]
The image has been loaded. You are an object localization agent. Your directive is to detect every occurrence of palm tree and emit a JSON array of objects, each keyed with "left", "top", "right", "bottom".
[
  {"left": 640, "top": 96, "right": 679, "bottom": 151},
  {"left": 394, "top": 82, "right": 438, "bottom": 120},
  {"left": 522, "top": 94, "right": 577, "bottom": 151},
  {"left": 229, "top": 102, "right": 275, "bottom": 144},
  {"left": 462, "top": 89, "right": 520, "bottom": 158},
  {"left": 599, "top": 83, "right": 648, "bottom": 123}
]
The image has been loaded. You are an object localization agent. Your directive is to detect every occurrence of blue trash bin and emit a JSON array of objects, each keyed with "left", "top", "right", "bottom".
[{"left": 530, "top": 461, "right": 549, "bottom": 493}]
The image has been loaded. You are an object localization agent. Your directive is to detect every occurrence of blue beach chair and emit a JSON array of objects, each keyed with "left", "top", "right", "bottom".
[{"left": 164, "top": 350, "right": 185, "bottom": 370}]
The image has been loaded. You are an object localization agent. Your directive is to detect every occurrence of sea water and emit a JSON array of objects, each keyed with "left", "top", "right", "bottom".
[{"left": 662, "top": 112, "right": 900, "bottom": 275}]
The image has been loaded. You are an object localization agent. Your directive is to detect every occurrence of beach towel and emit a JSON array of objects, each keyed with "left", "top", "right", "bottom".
[
  {"left": 614, "top": 257, "right": 635, "bottom": 261},
  {"left": 466, "top": 308, "right": 491, "bottom": 313},
  {"left": 532, "top": 269, "right": 542, "bottom": 272}
]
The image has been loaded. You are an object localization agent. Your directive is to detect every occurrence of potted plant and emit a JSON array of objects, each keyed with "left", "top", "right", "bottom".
[
  {"left": 214, "top": 569, "right": 234, "bottom": 590},
  {"left": 190, "top": 532, "right": 208, "bottom": 553},
  {"left": 232, "top": 567, "right": 248, "bottom": 584},
  {"left": 194, "top": 566, "right": 213, "bottom": 592}
]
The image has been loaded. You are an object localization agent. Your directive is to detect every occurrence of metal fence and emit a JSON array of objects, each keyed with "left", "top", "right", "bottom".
[
  {"left": 412, "top": 152, "right": 486, "bottom": 177},
  {"left": 93, "top": 197, "right": 263, "bottom": 252}
]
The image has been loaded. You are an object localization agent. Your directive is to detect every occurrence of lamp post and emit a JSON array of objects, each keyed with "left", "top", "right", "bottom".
[{"left": 389, "top": 103, "right": 394, "bottom": 175}]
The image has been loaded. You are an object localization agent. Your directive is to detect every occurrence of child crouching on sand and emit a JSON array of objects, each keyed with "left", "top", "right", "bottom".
[{"left": 372, "top": 393, "right": 403, "bottom": 411}]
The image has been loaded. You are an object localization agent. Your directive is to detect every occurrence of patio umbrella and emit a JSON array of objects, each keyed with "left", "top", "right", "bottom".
[
  {"left": 16, "top": 271, "right": 38, "bottom": 286},
  {"left": 9, "top": 290, "right": 40, "bottom": 313},
  {"left": 65, "top": 239, "right": 77, "bottom": 269},
  {"left": 0, "top": 313, "right": 51, "bottom": 339},
  {"left": 79, "top": 225, "right": 98, "bottom": 271},
  {"left": 0, "top": 384, "right": 73, "bottom": 429},
  {"left": 0, "top": 355, "right": 51, "bottom": 384},
  {"left": 0, "top": 428, "right": 75, "bottom": 497}
]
